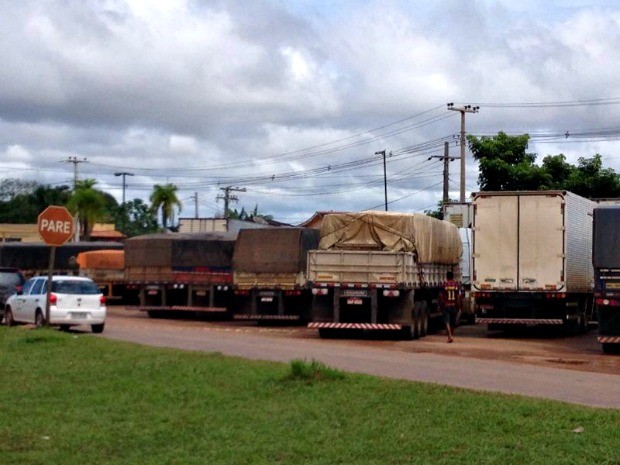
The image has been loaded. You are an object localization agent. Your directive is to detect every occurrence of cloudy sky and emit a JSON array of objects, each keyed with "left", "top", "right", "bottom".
[{"left": 2, "top": 0, "right": 620, "bottom": 225}]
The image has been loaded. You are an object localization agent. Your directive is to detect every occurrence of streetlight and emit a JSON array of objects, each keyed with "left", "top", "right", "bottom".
[
  {"left": 375, "top": 150, "right": 388, "bottom": 211},
  {"left": 114, "top": 172, "right": 134, "bottom": 204}
]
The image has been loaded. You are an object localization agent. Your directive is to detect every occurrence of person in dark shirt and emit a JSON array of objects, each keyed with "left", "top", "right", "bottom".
[{"left": 440, "top": 271, "right": 461, "bottom": 343}]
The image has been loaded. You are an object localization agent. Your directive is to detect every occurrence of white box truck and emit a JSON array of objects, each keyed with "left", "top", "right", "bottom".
[{"left": 472, "top": 191, "right": 596, "bottom": 331}]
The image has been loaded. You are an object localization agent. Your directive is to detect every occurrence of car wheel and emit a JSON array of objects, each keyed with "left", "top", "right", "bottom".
[
  {"left": 35, "top": 310, "right": 45, "bottom": 329},
  {"left": 59, "top": 325, "right": 71, "bottom": 332},
  {"left": 91, "top": 323, "right": 105, "bottom": 334},
  {"left": 4, "top": 307, "right": 15, "bottom": 326}
]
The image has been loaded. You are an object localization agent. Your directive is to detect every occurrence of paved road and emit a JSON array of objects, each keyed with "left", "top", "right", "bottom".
[{"left": 101, "top": 312, "right": 620, "bottom": 410}]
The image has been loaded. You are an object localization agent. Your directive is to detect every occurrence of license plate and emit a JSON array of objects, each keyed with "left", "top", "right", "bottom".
[
  {"left": 347, "top": 298, "right": 363, "bottom": 305},
  {"left": 261, "top": 297, "right": 274, "bottom": 303},
  {"left": 72, "top": 312, "right": 88, "bottom": 319},
  {"left": 147, "top": 290, "right": 158, "bottom": 295}
]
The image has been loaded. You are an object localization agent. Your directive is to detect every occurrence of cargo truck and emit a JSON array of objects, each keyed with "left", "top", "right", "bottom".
[
  {"left": 307, "top": 211, "right": 462, "bottom": 339},
  {"left": 592, "top": 206, "right": 620, "bottom": 353},
  {"left": 125, "top": 232, "right": 236, "bottom": 317},
  {"left": 472, "top": 191, "right": 596, "bottom": 332},
  {"left": 232, "top": 227, "right": 320, "bottom": 322}
]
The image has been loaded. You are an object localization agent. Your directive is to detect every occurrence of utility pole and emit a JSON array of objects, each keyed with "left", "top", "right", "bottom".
[
  {"left": 192, "top": 192, "right": 199, "bottom": 218},
  {"left": 65, "top": 156, "right": 88, "bottom": 188},
  {"left": 375, "top": 150, "right": 389, "bottom": 211},
  {"left": 114, "top": 171, "right": 134, "bottom": 204},
  {"left": 217, "top": 186, "right": 246, "bottom": 218},
  {"left": 429, "top": 142, "right": 457, "bottom": 215},
  {"left": 447, "top": 103, "right": 479, "bottom": 203}
]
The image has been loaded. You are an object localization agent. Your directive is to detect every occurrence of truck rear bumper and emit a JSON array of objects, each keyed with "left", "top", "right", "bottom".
[
  {"left": 598, "top": 336, "right": 620, "bottom": 344},
  {"left": 308, "top": 322, "right": 402, "bottom": 330},
  {"left": 233, "top": 314, "right": 301, "bottom": 321},
  {"left": 129, "top": 305, "right": 228, "bottom": 313},
  {"left": 476, "top": 318, "right": 563, "bottom": 325}
]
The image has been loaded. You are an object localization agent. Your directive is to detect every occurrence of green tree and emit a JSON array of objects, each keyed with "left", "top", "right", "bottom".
[
  {"left": 66, "top": 179, "right": 108, "bottom": 241},
  {"left": 468, "top": 132, "right": 548, "bottom": 191},
  {"left": 0, "top": 181, "right": 71, "bottom": 223},
  {"left": 468, "top": 132, "right": 620, "bottom": 198},
  {"left": 113, "top": 199, "right": 158, "bottom": 237},
  {"left": 150, "top": 183, "right": 182, "bottom": 229}
]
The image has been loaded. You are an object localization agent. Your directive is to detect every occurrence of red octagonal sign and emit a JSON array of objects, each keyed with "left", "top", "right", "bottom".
[{"left": 38, "top": 206, "right": 74, "bottom": 246}]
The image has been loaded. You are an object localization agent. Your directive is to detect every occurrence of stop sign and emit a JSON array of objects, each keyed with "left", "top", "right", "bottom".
[{"left": 38, "top": 206, "right": 74, "bottom": 246}]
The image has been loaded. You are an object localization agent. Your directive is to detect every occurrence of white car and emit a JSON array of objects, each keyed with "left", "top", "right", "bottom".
[{"left": 4, "top": 275, "right": 106, "bottom": 333}]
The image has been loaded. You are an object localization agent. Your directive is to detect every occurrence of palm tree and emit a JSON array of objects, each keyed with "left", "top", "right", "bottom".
[
  {"left": 66, "top": 179, "right": 107, "bottom": 241},
  {"left": 150, "top": 183, "right": 182, "bottom": 229}
]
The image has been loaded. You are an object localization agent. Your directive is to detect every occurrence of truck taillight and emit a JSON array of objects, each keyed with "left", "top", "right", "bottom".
[
  {"left": 382, "top": 290, "right": 400, "bottom": 297},
  {"left": 596, "top": 298, "right": 620, "bottom": 306},
  {"left": 312, "top": 288, "right": 329, "bottom": 296},
  {"left": 285, "top": 290, "right": 302, "bottom": 296},
  {"left": 235, "top": 290, "right": 250, "bottom": 296},
  {"left": 545, "top": 293, "right": 566, "bottom": 299},
  {"left": 100, "top": 295, "right": 106, "bottom": 305}
]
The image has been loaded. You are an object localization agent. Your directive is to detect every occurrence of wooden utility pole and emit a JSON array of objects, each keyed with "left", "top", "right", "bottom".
[{"left": 447, "top": 104, "right": 479, "bottom": 203}]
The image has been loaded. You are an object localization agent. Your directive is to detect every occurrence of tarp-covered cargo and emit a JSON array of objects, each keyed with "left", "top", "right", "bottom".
[
  {"left": 125, "top": 232, "right": 237, "bottom": 269},
  {"left": 76, "top": 249, "right": 124, "bottom": 270},
  {"left": 233, "top": 228, "right": 320, "bottom": 274},
  {"left": 318, "top": 211, "right": 461, "bottom": 264}
]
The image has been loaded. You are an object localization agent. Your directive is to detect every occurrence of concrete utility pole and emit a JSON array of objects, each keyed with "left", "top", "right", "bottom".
[
  {"left": 65, "top": 156, "right": 88, "bottom": 188},
  {"left": 429, "top": 142, "right": 457, "bottom": 215},
  {"left": 447, "top": 103, "right": 479, "bottom": 203},
  {"left": 192, "top": 192, "right": 199, "bottom": 218},
  {"left": 375, "top": 150, "right": 389, "bottom": 211},
  {"left": 217, "top": 186, "right": 246, "bottom": 218},
  {"left": 114, "top": 171, "right": 134, "bottom": 204}
]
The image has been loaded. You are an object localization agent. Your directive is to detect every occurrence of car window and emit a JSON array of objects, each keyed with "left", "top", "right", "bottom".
[
  {"left": 0, "top": 271, "right": 24, "bottom": 286},
  {"left": 31, "top": 279, "right": 46, "bottom": 295},
  {"left": 21, "top": 279, "right": 36, "bottom": 295},
  {"left": 52, "top": 280, "right": 101, "bottom": 295}
]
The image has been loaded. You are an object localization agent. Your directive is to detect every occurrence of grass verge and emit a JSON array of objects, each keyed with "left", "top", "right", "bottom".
[{"left": 0, "top": 327, "right": 618, "bottom": 465}]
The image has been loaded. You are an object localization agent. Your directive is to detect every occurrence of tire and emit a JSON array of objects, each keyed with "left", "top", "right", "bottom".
[
  {"left": 59, "top": 325, "right": 71, "bottom": 332},
  {"left": 4, "top": 307, "right": 15, "bottom": 327},
  {"left": 34, "top": 310, "right": 45, "bottom": 329},
  {"left": 91, "top": 323, "right": 105, "bottom": 334}
]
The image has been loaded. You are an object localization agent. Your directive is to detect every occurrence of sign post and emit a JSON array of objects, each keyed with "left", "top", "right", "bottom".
[{"left": 37, "top": 206, "right": 74, "bottom": 327}]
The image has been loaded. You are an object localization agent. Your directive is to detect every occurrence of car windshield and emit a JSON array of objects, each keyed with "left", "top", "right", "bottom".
[
  {"left": 51, "top": 280, "right": 101, "bottom": 295},
  {"left": 0, "top": 271, "right": 24, "bottom": 286}
]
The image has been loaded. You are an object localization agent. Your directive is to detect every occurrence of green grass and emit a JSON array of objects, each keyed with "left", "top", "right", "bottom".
[{"left": 0, "top": 327, "right": 618, "bottom": 465}]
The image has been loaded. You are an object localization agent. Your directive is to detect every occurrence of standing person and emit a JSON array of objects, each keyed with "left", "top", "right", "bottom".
[{"left": 440, "top": 271, "right": 461, "bottom": 343}]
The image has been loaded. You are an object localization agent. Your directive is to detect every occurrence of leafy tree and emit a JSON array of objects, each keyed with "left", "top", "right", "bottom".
[
  {"left": 66, "top": 179, "right": 108, "bottom": 241},
  {"left": 0, "top": 182, "right": 71, "bottom": 223},
  {"left": 112, "top": 199, "right": 158, "bottom": 237},
  {"left": 227, "top": 204, "right": 273, "bottom": 221},
  {"left": 150, "top": 183, "right": 182, "bottom": 229},
  {"left": 0, "top": 178, "right": 38, "bottom": 201},
  {"left": 468, "top": 132, "right": 620, "bottom": 198}
]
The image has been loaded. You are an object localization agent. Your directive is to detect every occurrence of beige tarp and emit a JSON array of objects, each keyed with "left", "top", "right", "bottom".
[
  {"left": 319, "top": 211, "right": 462, "bottom": 264},
  {"left": 76, "top": 249, "right": 125, "bottom": 269}
]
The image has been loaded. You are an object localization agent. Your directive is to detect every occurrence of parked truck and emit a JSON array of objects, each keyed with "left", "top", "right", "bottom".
[
  {"left": 472, "top": 191, "right": 596, "bottom": 332},
  {"left": 125, "top": 232, "right": 237, "bottom": 317},
  {"left": 232, "top": 227, "right": 320, "bottom": 322},
  {"left": 592, "top": 206, "right": 620, "bottom": 353},
  {"left": 307, "top": 211, "right": 462, "bottom": 339}
]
